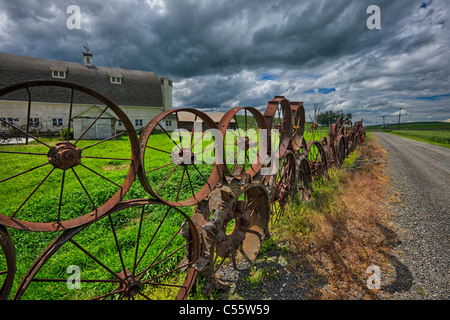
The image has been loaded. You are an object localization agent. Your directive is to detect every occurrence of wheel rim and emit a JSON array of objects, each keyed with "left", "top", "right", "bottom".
[
  {"left": 138, "top": 108, "right": 222, "bottom": 207},
  {"left": 296, "top": 157, "right": 312, "bottom": 202},
  {"left": 307, "top": 140, "right": 329, "bottom": 185},
  {"left": 290, "top": 102, "right": 306, "bottom": 152},
  {"left": 0, "top": 80, "right": 139, "bottom": 232},
  {"left": 263, "top": 96, "right": 292, "bottom": 159},
  {"left": 14, "top": 199, "right": 200, "bottom": 300},
  {"left": 335, "top": 136, "right": 346, "bottom": 166},
  {"left": 218, "top": 107, "right": 267, "bottom": 178},
  {"left": 0, "top": 226, "right": 16, "bottom": 300},
  {"left": 269, "top": 150, "right": 296, "bottom": 227}
]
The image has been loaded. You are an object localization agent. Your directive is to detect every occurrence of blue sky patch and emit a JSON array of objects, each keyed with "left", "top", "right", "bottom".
[
  {"left": 304, "top": 88, "right": 336, "bottom": 94},
  {"left": 410, "top": 93, "right": 450, "bottom": 101},
  {"left": 259, "top": 73, "right": 279, "bottom": 81}
]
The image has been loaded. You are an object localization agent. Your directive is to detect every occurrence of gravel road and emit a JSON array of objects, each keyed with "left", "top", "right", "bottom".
[{"left": 373, "top": 132, "right": 449, "bottom": 299}]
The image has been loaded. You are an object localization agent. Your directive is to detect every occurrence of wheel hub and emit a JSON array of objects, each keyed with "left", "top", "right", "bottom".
[
  {"left": 47, "top": 142, "right": 82, "bottom": 170},
  {"left": 118, "top": 270, "right": 142, "bottom": 298}
]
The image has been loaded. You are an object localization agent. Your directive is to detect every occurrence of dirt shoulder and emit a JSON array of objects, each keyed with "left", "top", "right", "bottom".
[{"left": 213, "top": 134, "right": 408, "bottom": 300}]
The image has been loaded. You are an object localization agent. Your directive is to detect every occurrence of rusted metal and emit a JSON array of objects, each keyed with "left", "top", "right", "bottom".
[
  {"left": 192, "top": 177, "right": 270, "bottom": 295},
  {"left": 137, "top": 108, "right": 223, "bottom": 208},
  {"left": 0, "top": 79, "right": 366, "bottom": 300},
  {"left": 218, "top": 106, "right": 268, "bottom": 178},
  {"left": 290, "top": 101, "right": 306, "bottom": 152},
  {"left": 307, "top": 140, "right": 329, "bottom": 183},
  {"left": 263, "top": 96, "right": 292, "bottom": 158},
  {"left": 13, "top": 198, "right": 200, "bottom": 300},
  {"left": 0, "top": 225, "right": 16, "bottom": 300},
  {"left": 0, "top": 80, "right": 140, "bottom": 232}
]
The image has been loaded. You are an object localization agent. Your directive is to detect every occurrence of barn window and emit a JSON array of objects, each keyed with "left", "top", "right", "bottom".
[
  {"left": 51, "top": 70, "right": 66, "bottom": 79},
  {"left": 135, "top": 119, "right": 143, "bottom": 127},
  {"left": 28, "top": 118, "right": 40, "bottom": 126},
  {"left": 110, "top": 76, "right": 122, "bottom": 84},
  {"left": 52, "top": 118, "right": 63, "bottom": 127}
]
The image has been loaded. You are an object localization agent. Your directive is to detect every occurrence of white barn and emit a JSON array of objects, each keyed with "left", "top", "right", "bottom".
[{"left": 0, "top": 51, "right": 172, "bottom": 139}]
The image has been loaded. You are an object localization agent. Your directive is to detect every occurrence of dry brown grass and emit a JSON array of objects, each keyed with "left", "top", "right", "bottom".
[{"left": 275, "top": 134, "right": 399, "bottom": 299}]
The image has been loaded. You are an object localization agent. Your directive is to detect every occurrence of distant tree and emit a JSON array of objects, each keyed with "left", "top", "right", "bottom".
[{"left": 318, "top": 110, "right": 352, "bottom": 126}]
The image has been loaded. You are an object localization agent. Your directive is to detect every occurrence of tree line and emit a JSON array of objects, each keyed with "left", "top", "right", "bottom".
[{"left": 317, "top": 110, "right": 352, "bottom": 127}]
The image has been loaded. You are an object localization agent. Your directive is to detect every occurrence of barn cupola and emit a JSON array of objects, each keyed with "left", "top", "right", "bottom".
[{"left": 82, "top": 43, "right": 93, "bottom": 66}]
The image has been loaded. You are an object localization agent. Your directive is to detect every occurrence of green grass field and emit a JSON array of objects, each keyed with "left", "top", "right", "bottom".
[
  {"left": 367, "top": 121, "right": 450, "bottom": 148},
  {"left": 389, "top": 130, "right": 450, "bottom": 148}
]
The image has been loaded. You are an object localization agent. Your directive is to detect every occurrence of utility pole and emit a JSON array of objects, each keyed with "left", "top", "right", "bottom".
[
  {"left": 382, "top": 116, "right": 386, "bottom": 129},
  {"left": 397, "top": 108, "right": 404, "bottom": 130}
]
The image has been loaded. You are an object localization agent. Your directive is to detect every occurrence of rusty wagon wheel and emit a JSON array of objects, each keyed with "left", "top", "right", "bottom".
[
  {"left": 263, "top": 96, "right": 292, "bottom": 159},
  {"left": 0, "top": 226, "right": 16, "bottom": 300},
  {"left": 138, "top": 108, "right": 222, "bottom": 207},
  {"left": 290, "top": 101, "right": 306, "bottom": 153},
  {"left": 296, "top": 156, "right": 312, "bottom": 202},
  {"left": 268, "top": 150, "right": 296, "bottom": 228},
  {"left": 218, "top": 106, "right": 267, "bottom": 178},
  {"left": 0, "top": 80, "right": 139, "bottom": 232},
  {"left": 13, "top": 199, "right": 200, "bottom": 300},
  {"left": 192, "top": 180, "right": 270, "bottom": 295},
  {"left": 307, "top": 140, "right": 329, "bottom": 186},
  {"left": 342, "top": 120, "right": 353, "bottom": 155},
  {"left": 335, "top": 135, "right": 346, "bottom": 167}
]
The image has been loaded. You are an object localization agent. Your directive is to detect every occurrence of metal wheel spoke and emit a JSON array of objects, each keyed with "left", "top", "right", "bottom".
[
  {"left": 79, "top": 163, "right": 122, "bottom": 189},
  {"left": 156, "top": 164, "right": 178, "bottom": 195},
  {"left": 145, "top": 162, "right": 174, "bottom": 174},
  {"left": 137, "top": 239, "right": 191, "bottom": 279},
  {"left": 157, "top": 122, "right": 179, "bottom": 149},
  {"left": 56, "top": 170, "right": 66, "bottom": 222},
  {"left": 108, "top": 215, "right": 127, "bottom": 277},
  {"left": 135, "top": 208, "right": 170, "bottom": 270},
  {"left": 68, "top": 238, "right": 125, "bottom": 284},
  {"left": 74, "top": 106, "right": 110, "bottom": 145},
  {"left": 81, "top": 156, "right": 131, "bottom": 161},
  {"left": 145, "top": 145, "right": 172, "bottom": 155},
  {"left": 137, "top": 223, "right": 185, "bottom": 280},
  {"left": 0, "top": 150, "right": 47, "bottom": 156},
  {"left": 67, "top": 88, "right": 74, "bottom": 141},
  {"left": 71, "top": 168, "right": 97, "bottom": 211},
  {"left": 11, "top": 167, "right": 55, "bottom": 218},
  {"left": 142, "top": 260, "right": 194, "bottom": 284},
  {"left": 185, "top": 166, "right": 196, "bottom": 199},
  {"left": 175, "top": 167, "right": 186, "bottom": 202},
  {"left": 81, "top": 131, "right": 128, "bottom": 150},
  {"left": 0, "top": 162, "right": 50, "bottom": 184},
  {"left": 132, "top": 205, "right": 147, "bottom": 275},
  {"left": 0, "top": 118, "right": 50, "bottom": 148}
]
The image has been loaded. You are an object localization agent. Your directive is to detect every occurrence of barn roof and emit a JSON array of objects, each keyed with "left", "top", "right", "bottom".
[{"left": 0, "top": 52, "right": 163, "bottom": 108}]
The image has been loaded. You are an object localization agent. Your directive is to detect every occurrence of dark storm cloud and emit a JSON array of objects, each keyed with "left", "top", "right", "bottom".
[{"left": 0, "top": 0, "right": 449, "bottom": 124}]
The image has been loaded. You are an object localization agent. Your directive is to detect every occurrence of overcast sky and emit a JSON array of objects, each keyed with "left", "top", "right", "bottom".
[{"left": 0, "top": 0, "right": 449, "bottom": 125}]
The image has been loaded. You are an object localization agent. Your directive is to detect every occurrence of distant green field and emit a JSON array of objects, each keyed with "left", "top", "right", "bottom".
[
  {"left": 390, "top": 130, "right": 450, "bottom": 148},
  {"left": 367, "top": 121, "right": 450, "bottom": 148},
  {"left": 366, "top": 121, "right": 450, "bottom": 131}
]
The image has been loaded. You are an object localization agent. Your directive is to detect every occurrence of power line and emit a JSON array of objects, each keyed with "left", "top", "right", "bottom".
[{"left": 426, "top": 106, "right": 450, "bottom": 117}]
